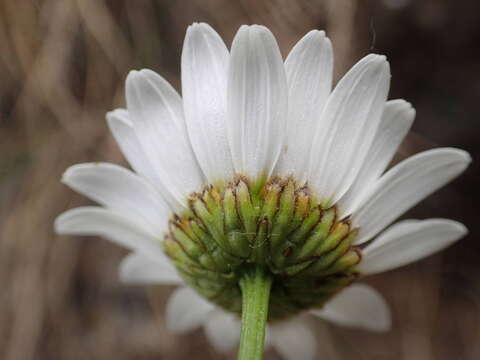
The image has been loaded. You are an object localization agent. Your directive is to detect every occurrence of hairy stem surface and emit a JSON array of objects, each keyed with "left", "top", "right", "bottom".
[{"left": 237, "top": 266, "right": 272, "bottom": 360}]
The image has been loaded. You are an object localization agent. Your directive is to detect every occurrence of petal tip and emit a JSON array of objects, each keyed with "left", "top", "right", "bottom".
[
  {"left": 118, "top": 254, "right": 135, "bottom": 283},
  {"left": 449, "top": 220, "right": 468, "bottom": 238},
  {"left": 370, "top": 53, "right": 387, "bottom": 61},
  {"left": 302, "top": 29, "right": 327, "bottom": 43},
  {"left": 189, "top": 22, "right": 213, "bottom": 31},
  {"left": 391, "top": 98, "right": 412, "bottom": 108},
  {"left": 305, "top": 28, "right": 324, "bottom": 36},
  {"left": 106, "top": 108, "right": 131, "bottom": 127},
  {"left": 460, "top": 150, "right": 473, "bottom": 164},
  {"left": 443, "top": 148, "right": 472, "bottom": 166},
  {"left": 125, "top": 70, "right": 141, "bottom": 93},
  {"left": 61, "top": 164, "right": 74, "bottom": 180},
  {"left": 249, "top": 24, "right": 274, "bottom": 37},
  {"left": 126, "top": 69, "right": 140, "bottom": 81},
  {"left": 138, "top": 68, "right": 158, "bottom": 79},
  {"left": 362, "top": 53, "right": 387, "bottom": 64},
  {"left": 127, "top": 69, "right": 154, "bottom": 88},
  {"left": 237, "top": 24, "right": 250, "bottom": 33},
  {"left": 53, "top": 211, "right": 69, "bottom": 234},
  {"left": 61, "top": 163, "right": 90, "bottom": 185}
]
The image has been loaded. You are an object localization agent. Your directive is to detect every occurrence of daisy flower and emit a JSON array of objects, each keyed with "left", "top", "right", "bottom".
[{"left": 55, "top": 23, "right": 470, "bottom": 360}]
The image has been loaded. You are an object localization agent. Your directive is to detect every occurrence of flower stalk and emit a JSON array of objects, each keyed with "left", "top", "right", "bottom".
[{"left": 238, "top": 266, "right": 273, "bottom": 360}]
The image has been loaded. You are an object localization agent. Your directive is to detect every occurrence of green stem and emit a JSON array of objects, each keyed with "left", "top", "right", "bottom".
[{"left": 237, "top": 266, "right": 273, "bottom": 360}]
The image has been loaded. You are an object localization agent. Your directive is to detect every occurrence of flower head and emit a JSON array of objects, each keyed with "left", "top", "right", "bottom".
[{"left": 55, "top": 23, "right": 470, "bottom": 359}]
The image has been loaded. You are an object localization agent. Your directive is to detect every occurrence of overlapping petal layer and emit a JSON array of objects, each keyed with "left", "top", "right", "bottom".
[
  {"left": 165, "top": 287, "right": 215, "bottom": 333},
  {"left": 354, "top": 148, "right": 470, "bottom": 244},
  {"left": 55, "top": 206, "right": 163, "bottom": 255},
  {"left": 311, "top": 284, "right": 391, "bottom": 332},
  {"left": 275, "top": 30, "right": 333, "bottom": 182},
  {"left": 203, "top": 311, "right": 241, "bottom": 352},
  {"left": 308, "top": 54, "right": 391, "bottom": 205},
  {"left": 62, "top": 162, "right": 169, "bottom": 234},
  {"left": 119, "top": 252, "right": 182, "bottom": 285},
  {"left": 269, "top": 318, "right": 317, "bottom": 360},
  {"left": 126, "top": 69, "right": 205, "bottom": 210},
  {"left": 358, "top": 219, "right": 467, "bottom": 275},
  {"left": 339, "top": 99, "right": 415, "bottom": 215}
]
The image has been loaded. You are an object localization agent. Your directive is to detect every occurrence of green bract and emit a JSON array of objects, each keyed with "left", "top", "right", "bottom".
[{"left": 164, "top": 177, "right": 361, "bottom": 320}]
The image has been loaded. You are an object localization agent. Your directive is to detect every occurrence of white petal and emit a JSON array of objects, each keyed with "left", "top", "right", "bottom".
[
  {"left": 62, "top": 162, "right": 170, "bottom": 235},
  {"left": 165, "top": 287, "right": 214, "bottom": 334},
  {"left": 339, "top": 99, "right": 415, "bottom": 215},
  {"left": 227, "top": 25, "right": 288, "bottom": 180},
  {"left": 270, "top": 318, "right": 316, "bottom": 360},
  {"left": 54, "top": 206, "right": 164, "bottom": 256},
  {"left": 275, "top": 30, "right": 334, "bottom": 182},
  {"left": 181, "top": 23, "right": 234, "bottom": 183},
  {"left": 354, "top": 148, "right": 471, "bottom": 243},
  {"left": 358, "top": 219, "right": 467, "bottom": 275},
  {"left": 106, "top": 109, "right": 159, "bottom": 185},
  {"left": 119, "top": 252, "right": 183, "bottom": 285},
  {"left": 311, "top": 284, "right": 391, "bottom": 332},
  {"left": 308, "top": 54, "right": 391, "bottom": 205},
  {"left": 203, "top": 310, "right": 240, "bottom": 352},
  {"left": 126, "top": 69, "right": 205, "bottom": 210}
]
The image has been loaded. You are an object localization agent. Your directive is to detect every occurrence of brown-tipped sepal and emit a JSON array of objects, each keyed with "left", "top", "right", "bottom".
[{"left": 164, "top": 176, "right": 362, "bottom": 320}]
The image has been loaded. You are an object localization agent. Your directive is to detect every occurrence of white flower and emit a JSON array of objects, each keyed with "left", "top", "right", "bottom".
[{"left": 55, "top": 23, "right": 470, "bottom": 360}]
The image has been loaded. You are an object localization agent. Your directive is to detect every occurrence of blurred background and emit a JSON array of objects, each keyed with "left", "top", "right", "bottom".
[{"left": 0, "top": 0, "right": 479, "bottom": 359}]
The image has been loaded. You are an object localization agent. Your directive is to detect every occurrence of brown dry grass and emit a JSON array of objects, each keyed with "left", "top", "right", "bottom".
[{"left": 1, "top": 1, "right": 479, "bottom": 359}]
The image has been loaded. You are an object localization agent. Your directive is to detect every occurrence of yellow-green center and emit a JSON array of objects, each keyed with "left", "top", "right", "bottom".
[{"left": 164, "top": 177, "right": 361, "bottom": 320}]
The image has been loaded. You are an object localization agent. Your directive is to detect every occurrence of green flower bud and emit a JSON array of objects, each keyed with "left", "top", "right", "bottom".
[{"left": 164, "top": 177, "right": 361, "bottom": 320}]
